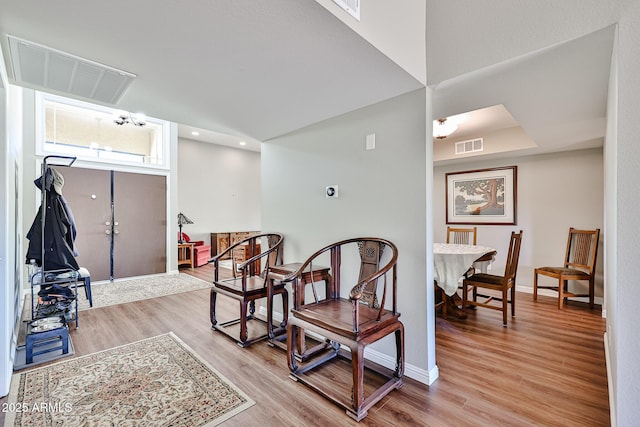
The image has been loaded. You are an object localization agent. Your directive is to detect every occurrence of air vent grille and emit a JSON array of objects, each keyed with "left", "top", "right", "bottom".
[
  {"left": 455, "top": 138, "right": 484, "bottom": 155},
  {"left": 332, "top": 0, "right": 360, "bottom": 20},
  {"left": 7, "top": 35, "right": 135, "bottom": 105}
]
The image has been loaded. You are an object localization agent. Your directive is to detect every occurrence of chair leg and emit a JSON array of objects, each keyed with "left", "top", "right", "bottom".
[
  {"left": 589, "top": 278, "right": 595, "bottom": 308},
  {"left": 281, "top": 290, "right": 289, "bottom": 328},
  {"left": 511, "top": 286, "right": 516, "bottom": 317},
  {"left": 239, "top": 301, "right": 248, "bottom": 344},
  {"left": 210, "top": 289, "right": 218, "bottom": 326},
  {"left": 558, "top": 279, "right": 564, "bottom": 309},
  {"left": 394, "top": 324, "right": 405, "bottom": 378},
  {"left": 350, "top": 342, "right": 365, "bottom": 418},
  {"left": 533, "top": 272, "right": 538, "bottom": 301},
  {"left": 502, "top": 287, "right": 508, "bottom": 326},
  {"left": 287, "top": 323, "right": 299, "bottom": 373},
  {"left": 83, "top": 276, "right": 93, "bottom": 307},
  {"left": 462, "top": 283, "right": 468, "bottom": 312}
]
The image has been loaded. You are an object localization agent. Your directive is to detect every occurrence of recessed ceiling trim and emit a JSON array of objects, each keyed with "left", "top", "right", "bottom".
[{"left": 6, "top": 35, "right": 136, "bottom": 105}]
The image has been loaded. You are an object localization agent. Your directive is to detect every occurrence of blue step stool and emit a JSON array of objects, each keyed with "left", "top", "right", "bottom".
[{"left": 26, "top": 321, "right": 69, "bottom": 364}]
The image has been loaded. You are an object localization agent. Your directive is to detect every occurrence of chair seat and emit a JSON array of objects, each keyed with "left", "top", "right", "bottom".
[
  {"left": 214, "top": 276, "right": 278, "bottom": 297},
  {"left": 535, "top": 266, "right": 591, "bottom": 280},
  {"left": 292, "top": 299, "right": 399, "bottom": 341},
  {"left": 465, "top": 272, "right": 510, "bottom": 287}
]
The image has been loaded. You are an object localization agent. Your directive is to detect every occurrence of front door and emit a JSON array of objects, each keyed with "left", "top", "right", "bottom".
[{"left": 60, "top": 167, "right": 166, "bottom": 281}]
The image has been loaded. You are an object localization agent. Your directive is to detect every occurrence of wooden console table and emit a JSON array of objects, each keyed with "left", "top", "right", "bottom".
[{"left": 210, "top": 231, "right": 260, "bottom": 259}]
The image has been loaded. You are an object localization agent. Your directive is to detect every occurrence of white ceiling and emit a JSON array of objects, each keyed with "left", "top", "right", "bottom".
[
  {"left": 0, "top": 0, "right": 421, "bottom": 150},
  {"left": 0, "top": 1, "right": 614, "bottom": 160},
  {"left": 432, "top": 25, "right": 614, "bottom": 164}
]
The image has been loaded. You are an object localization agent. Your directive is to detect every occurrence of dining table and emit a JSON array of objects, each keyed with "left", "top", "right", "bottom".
[{"left": 433, "top": 243, "right": 497, "bottom": 296}]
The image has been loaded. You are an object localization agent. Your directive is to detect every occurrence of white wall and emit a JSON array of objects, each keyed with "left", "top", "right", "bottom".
[
  {"left": 0, "top": 58, "right": 23, "bottom": 397},
  {"left": 262, "top": 89, "right": 430, "bottom": 382},
  {"left": 434, "top": 148, "right": 604, "bottom": 297},
  {"left": 316, "top": 0, "right": 426, "bottom": 85},
  {"left": 177, "top": 138, "right": 261, "bottom": 244},
  {"left": 613, "top": 2, "right": 640, "bottom": 425}
]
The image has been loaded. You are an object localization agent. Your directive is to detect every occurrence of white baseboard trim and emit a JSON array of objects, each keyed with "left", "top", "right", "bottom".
[
  {"left": 604, "top": 332, "right": 616, "bottom": 427},
  {"left": 516, "top": 285, "right": 604, "bottom": 307},
  {"left": 258, "top": 306, "right": 435, "bottom": 385}
]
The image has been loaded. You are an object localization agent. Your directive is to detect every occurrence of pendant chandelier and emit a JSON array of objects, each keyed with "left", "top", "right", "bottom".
[{"left": 433, "top": 118, "right": 458, "bottom": 139}]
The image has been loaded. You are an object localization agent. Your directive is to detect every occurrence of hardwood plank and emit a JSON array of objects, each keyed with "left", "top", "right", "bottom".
[{"left": 0, "top": 265, "right": 609, "bottom": 426}]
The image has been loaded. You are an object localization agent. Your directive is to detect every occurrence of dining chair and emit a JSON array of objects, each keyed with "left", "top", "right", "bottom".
[
  {"left": 462, "top": 230, "right": 523, "bottom": 326},
  {"left": 533, "top": 228, "right": 600, "bottom": 309},
  {"left": 283, "top": 237, "right": 403, "bottom": 421},
  {"left": 209, "top": 233, "right": 285, "bottom": 347},
  {"left": 446, "top": 226, "right": 477, "bottom": 245},
  {"left": 436, "top": 226, "right": 478, "bottom": 319}
]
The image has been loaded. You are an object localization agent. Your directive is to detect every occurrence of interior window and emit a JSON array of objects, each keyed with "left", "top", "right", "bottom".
[{"left": 36, "top": 92, "right": 169, "bottom": 168}]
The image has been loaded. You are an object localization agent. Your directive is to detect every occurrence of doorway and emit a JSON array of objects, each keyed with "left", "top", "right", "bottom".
[{"left": 60, "top": 167, "right": 167, "bottom": 281}]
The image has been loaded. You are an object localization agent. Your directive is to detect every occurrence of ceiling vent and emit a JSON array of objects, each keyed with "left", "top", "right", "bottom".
[
  {"left": 332, "top": 0, "right": 360, "bottom": 21},
  {"left": 455, "top": 138, "right": 484, "bottom": 155},
  {"left": 6, "top": 35, "right": 136, "bottom": 105}
]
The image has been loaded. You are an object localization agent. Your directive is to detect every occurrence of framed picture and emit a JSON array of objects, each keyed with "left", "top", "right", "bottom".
[{"left": 445, "top": 166, "right": 517, "bottom": 225}]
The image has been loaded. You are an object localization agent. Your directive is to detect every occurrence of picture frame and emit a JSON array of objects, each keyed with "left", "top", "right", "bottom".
[{"left": 445, "top": 166, "right": 517, "bottom": 225}]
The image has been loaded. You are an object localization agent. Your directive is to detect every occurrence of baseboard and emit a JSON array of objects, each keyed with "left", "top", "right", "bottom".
[
  {"left": 604, "top": 332, "right": 616, "bottom": 427},
  {"left": 516, "top": 285, "right": 604, "bottom": 307},
  {"left": 258, "top": 306, "right": 434, "bottom": 385}
]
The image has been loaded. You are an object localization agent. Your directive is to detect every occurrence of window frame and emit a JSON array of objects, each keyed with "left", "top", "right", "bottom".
[{"left": 35, "top": 92, "right": 171, "bottom": 170}]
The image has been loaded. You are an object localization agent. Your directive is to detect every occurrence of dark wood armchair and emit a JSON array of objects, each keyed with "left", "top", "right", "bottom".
[
  {"left": 283, "top": 237, "right": 403, "bottom": 421},
  {"left": 533, "top": 228, "right": 600, "bottom": 309},
  {"left": 209, "top": 233, "right": 285, "bottom": 347},
  {"left": 462, "top": 230, "right": 523, "bottom": 326}
]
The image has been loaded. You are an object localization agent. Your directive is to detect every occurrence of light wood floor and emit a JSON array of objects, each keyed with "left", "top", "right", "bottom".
[{"left": 1, "top": 265, "right": 609, "bottom": 426}]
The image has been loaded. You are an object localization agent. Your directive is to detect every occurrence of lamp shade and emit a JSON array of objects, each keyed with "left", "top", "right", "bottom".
[{"left": 177, "top": 212, "right": 193, "bottom": 226}]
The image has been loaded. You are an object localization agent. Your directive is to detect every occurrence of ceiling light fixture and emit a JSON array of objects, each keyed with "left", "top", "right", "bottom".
[
  {"left": 113, "top": 111, "right": 146, "bottom": 127},
  {"left": 433, "top": 117, "right": 457, "bottom": 139}
]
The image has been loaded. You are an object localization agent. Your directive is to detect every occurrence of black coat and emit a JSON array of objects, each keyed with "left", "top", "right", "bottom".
[{"left": 26, "top": 167, "right": 79, "bottom": 271}]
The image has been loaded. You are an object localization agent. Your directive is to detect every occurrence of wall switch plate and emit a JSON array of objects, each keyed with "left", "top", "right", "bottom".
[
  {"left": 366, "top": 133, "right": 376, "bottom": 150},
  {"left": 326, "top": 185, "right": 339, "bottom": 198}
]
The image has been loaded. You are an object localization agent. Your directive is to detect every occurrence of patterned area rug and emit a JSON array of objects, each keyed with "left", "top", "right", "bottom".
[
  {"left": 76, "top": 273, "right": 212, "bottom": 311},
  {"left": 5, "top": 333, "right": 255, "bottom": 426}
]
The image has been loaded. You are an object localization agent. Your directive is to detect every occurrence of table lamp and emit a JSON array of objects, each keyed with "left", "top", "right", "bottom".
[{"left": 177, "top": 212, "right": 193, "bottom": 243}]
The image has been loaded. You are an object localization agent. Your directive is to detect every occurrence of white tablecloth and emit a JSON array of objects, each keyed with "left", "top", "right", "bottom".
[{"left": 433, "top": 243, "right": 496, "bottom": 296}]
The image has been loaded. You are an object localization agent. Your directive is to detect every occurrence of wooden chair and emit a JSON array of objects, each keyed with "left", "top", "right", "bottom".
[
  {"left": 209, "top": 233, "right": 286, "bottom": 347},
  {"left": 462, "top": 230, "right": 523, "bottom": 326},
  {"left": 284, "top": 238, "right": 403, "bottom": 421},
  {"left": 447, "top": 226, "right": 477, "bottom": 245},
  {"left": 533, "top": 228, "right": 600, "bottom": 309},
  {"left": 436, "top": 226, "right": 478, "bottom": 319}
]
